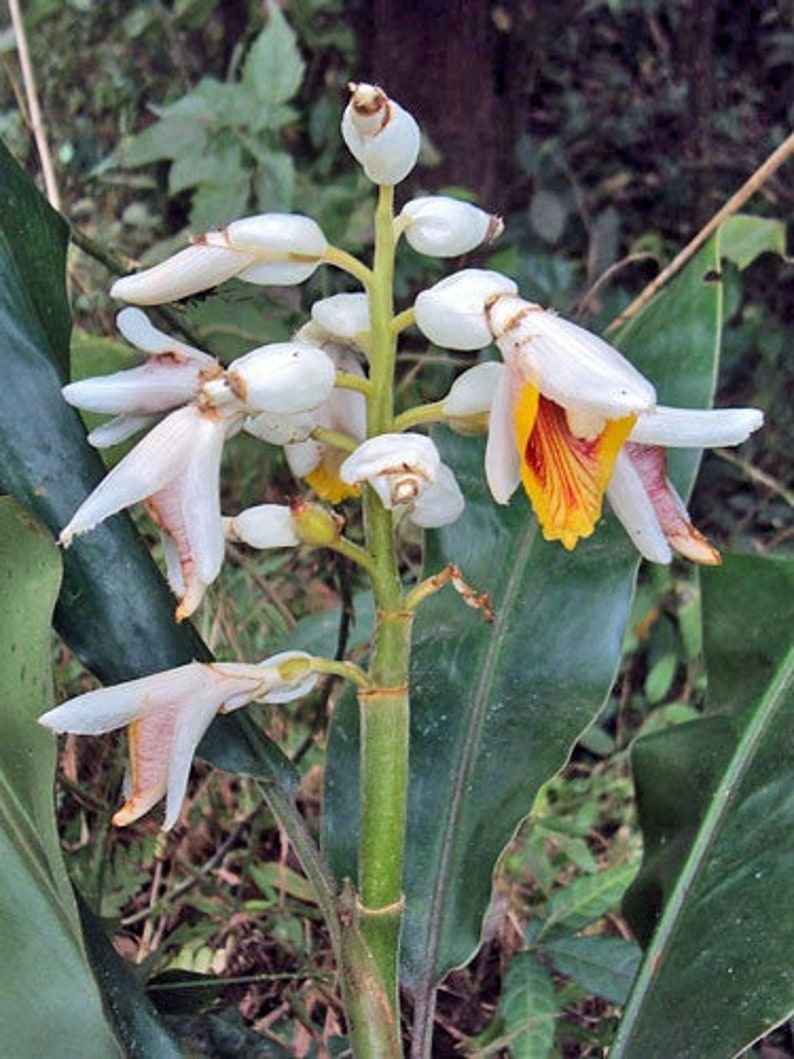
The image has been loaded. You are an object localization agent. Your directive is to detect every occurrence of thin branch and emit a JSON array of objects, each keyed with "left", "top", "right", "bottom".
[
  {"left": 606, "top": 131, "right": 794, "bottom": 335},
  {"left": 8, "top": 0, "right": 61, "bottom": 210}
]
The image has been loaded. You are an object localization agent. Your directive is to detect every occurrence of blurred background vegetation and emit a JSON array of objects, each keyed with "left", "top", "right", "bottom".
[{"left": 2, "top": 1, "right": 791, "bottom": 1055}]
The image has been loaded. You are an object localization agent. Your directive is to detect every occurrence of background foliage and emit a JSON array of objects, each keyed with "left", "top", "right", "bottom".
[{"left": 1, "top": 1, "right": 792, "bottom": 1056}]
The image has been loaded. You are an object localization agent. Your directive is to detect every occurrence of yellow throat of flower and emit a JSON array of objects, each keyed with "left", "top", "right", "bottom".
[{"left": 513, "top": 383, "right": 635, "bottom": 550}]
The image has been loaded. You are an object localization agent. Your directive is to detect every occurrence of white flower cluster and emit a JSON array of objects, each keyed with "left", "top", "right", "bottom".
[{"left": 46, "top": 82, "right": 763, "bottom": 831}]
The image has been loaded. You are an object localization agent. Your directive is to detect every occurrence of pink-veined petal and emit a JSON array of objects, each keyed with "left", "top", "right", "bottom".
[
  {"left": 606, "top": 449, "right": 673, "bottom": 563},
  {"left": 59, "top": 406, "right": 205, "bottom": 544}
]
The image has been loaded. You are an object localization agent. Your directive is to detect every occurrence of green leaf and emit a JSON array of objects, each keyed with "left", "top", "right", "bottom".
[
  {"left": 0, "top": 497, "right": 120, "bottom": 1058},
  {"left": 495, "top": 952, "right": 557, "bottom": 1059},
  {"left": 543, "top": 936, "right": 642, "bottom": 1005},
  {"left": 253, "top": 151, "right": 296, "bottom": 213},
  {"left": 718, "top": 213, "right": 787, "bottom": 271},
  {"left": 535, "top": 863, "right": 639, "bottom": 943},
  {"left": 242, "top": 1, "right": 305, "bottom": 122},
  {"left": 613, "top": 554, "right": 794, "bottom": 1059}
]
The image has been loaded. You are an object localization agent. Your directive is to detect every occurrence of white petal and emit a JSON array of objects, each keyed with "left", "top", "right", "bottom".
[
  {"left": 87, "top": 414, "right": 155, "bottom": 448},
  {"left": 62, "top": 361, "right": 205, "bottom": 416},
  {"left": 484, "top": 366, "right": 521, "bottom": 504},
  {"left": 630, "top": 406, "right": 764, "bottom": 447},
  {"left": 236, "top": 260, "right": 322, "bottom": 286},
  {"left": 180, "top": 419, "right": 227, "bottom": 584},
  {"left": 415, "top": 269, "right": 518, "bottom": 350},
  {"left": 116, "top": 307, "right": 216, "bottom": 366},
  {"left": 443, "top": 361, "right": 504, "bottom": 417},
  {"left": 311, "top": 293, "right": 371, "bottom": 343},
  {"left": 244, "top": 409, "right": 317, "bottom": 445},
  {"left": 59, "top": 405, "right": 202, "bottom": 544},
  {"left": 225, "top": 505, "right": 300, "bottom": 549},
  {"left": 111, "top": 245, "right": 250, "bottom": 305},
  {"left": 340, "top": 433, "right": 441, "bottom": 486},
  {"left": 606, "top": 450, "right": 672, "bottom": 563},
  {"left": 284, "top": 437, "right": 322, "bottom": 478},
  {"left": 229, "top": 343, "right": 336, "bottom": 414},
  {"left": 410, "top": 463, "right": 465, "bottom": 527},
  {"left": 214, "top": 213, "right": 327, "bottom": 258},
  {"left": 163, "top": 693, "right": 221, "bottom": 830},
  {"left": 488, "top": 296, "right": 656, "bottom": 418},
  {"left": 38, "top": 663, "right": 213, "bottom": 734},
  {"left": 257, "top": 650, "right": 318, "bottom": 704},
  {"left": 401, "top": 196, "right": 496, "bottom": 257}
]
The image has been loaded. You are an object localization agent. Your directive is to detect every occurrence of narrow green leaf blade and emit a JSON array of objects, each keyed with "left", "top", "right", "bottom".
[
  {"left": 544, "top": 935, "right": 642, "bottom": 1005},
  {"left": 613, "top": 554, "right": 794, "bottom": 1059},
  {"left": 0, "top": 497, "right": 119, "bottom": 1058}
]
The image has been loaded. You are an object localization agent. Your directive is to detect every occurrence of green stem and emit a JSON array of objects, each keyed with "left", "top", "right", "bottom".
[
  {"left": 393, "top": 400, "right": 447, "bottom": 433},
  {"left": 353, "top": 181, "right": 412, "bottom": 1022}
]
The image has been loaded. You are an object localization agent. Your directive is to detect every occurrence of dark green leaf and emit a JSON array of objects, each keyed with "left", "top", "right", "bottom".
[
  {"left": 544, "top": 935, "right": 642, "bottom": 1005},
  {"left": 78, "top": 895, "right": 184, "bottom": 1058},
  {"left": 614, "top": 554, "right": 794, "bottom": 1059},
  {"left": 0, "top": 497, "right": 119, "bottom": 1058}
]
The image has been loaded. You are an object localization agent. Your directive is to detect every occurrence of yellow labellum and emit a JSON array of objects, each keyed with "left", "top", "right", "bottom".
[
  {"left": 514, "top": 383, "right": 635, "bottom": 549},
  {"left": 306, "top": 458, "right": 361, "bottom": 505}
]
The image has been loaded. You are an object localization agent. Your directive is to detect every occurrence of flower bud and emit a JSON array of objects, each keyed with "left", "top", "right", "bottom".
[
  {"left": 228, "top": 343, "right": 336, "bottom": 415},
  {"left": 224, "top": 504, "right": 300, "bottom": 549},
  {"left": 289, "top": 497, "right": 343, "bottom": 547},
  {"left": 414, "top": 269, "right": 517, "bottom": 350},
  {"left": 341, "top": 83, "right": 421, "bottom": 185},
  {"left": 399, "top": 196, "right": 503, "bottom": 257}
]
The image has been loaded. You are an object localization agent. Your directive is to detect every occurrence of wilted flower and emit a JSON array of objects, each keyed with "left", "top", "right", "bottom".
[
  {"left": 111, "top": 213, "right": 328, "bottom": 305},
  {"left": 398, "top": 196, "right": 503, "bottom": 258},
  {"left": 341, "top": 82, "right": 421, "bottom": 185},
  {"left": 39, "top": 653, "right": 317, "bottom": 830},
  {"left": 340, "top": 433, "right": 464, "bottom": 527}
]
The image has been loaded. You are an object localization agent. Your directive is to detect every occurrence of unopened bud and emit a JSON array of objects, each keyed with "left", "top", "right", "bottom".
[
  {"left": 228, "top": 343, "right": 336, "bottom": 415},
  {"left": 290, "top": 497, "right": 343, "bottom": 547},
  {"left": 415, "top": 269, "right": 517, "bottom": 350},
  {"left": 341, "top": 83, "right": 421, "bottom": 185},
  {"left": 400, "top": 197, "right": 503, "bottom": 258}
]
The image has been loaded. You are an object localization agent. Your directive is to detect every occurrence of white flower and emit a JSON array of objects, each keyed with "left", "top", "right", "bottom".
[
  {"left": 414, "top": 269, "right": 518, "bottom": 350},
  {"left": 111, "top": 214, "right": 328, "bottom": 305},
  {"left": 60, "top": 403, "right": 243, "bottom": 620},
  {"left": 399, "top": 196, "right": 503, "bottom": 257},
  {"left": 340, "top": 433, "right": 464, "bottom": 527},
  {"left": 445, "top": 314, "right": 763, "bottom": 561},
  {"left": 341, "top": 82, "right": 421, "bottom": 185},
  {"left": 63, "top": 308, "right": 221, "bottom": 447},
  {"left": 39, "top": 653, "right": 317, "bottom": 830}
]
